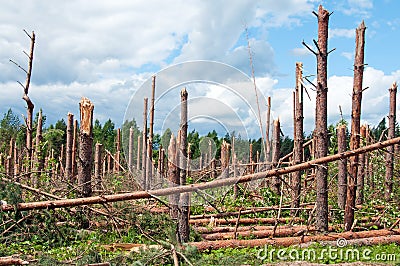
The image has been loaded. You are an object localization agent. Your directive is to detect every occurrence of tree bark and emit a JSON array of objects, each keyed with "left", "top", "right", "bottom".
[
  {"left": 77, "top": 97, "right": 94, "bottom": 197},
  {"left": 356, "top": 125, "right": 367, "bottom": 205},
  {"left": 114, "top": 128, "right": 121, "bottom": 174},
  {"left": 142, "top": 98, "right": 148, "bottom": 189},
  {"left": 2, "top": 136, "right": 400, "bottom": 212},
  {"left": 385, "top": 82, "right": 397, "bottom": 200},
  {"left": 345, "top": 21, "right": 366, "bottom": 231},
  {"left": 189, "top": 229, "right": 400, "bottom": 251},
  {"left": 265, "top": 96, "right": 271, "bottom": 163},
  {"left": 94, "top": 143, "right": 103, "bottom": 190},
  {"left": 137, "top": 135, "right": 141, "bottom": 170},
  {"left": 178, "top": 88, "right": 189, "bottom": 243},
  {"left": 314, "top": 5, "right": 330, "bottom": 232},
  {"left": 65, "top": 113, "right": 74, "bottom": 180},
  {"left": 33, "top": 109, "right": 43, "bottom": 186},
  {"left": 291, "top": 62, "right": 304, "bottom": 214},
  {"left": 128, "top": 127, "right": 134, "bottom": 171},
  {"left": 72, "top": 119, "right": 78, "bottom": 180},
  {"left": 271, "top": 119, "right": 281, "bottom": 194},
  {"left": 168, "top": 134, "right": 179, "bottom": 219},
  {"left": 337, "top": 125, "right": 347, "bottom": 209}
]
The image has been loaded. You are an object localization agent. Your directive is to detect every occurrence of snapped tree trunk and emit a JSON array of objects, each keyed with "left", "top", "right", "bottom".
[
  {"left": 168, "top": 134, "right": 179, "bottom": 219},
  {"left": 128, "top": 127, "right": 134, "bottom": 171},
  {"left": 77, "top": 97, "right": 94, "bottom": 197},
  {"left": 356, "top": 125, "right": 367, "bottom": 205},
  {"left": 94, "top": 143, "right": 103, "bottom": 190},
  {"left": 313, "top": 5, "right": 330, "bottom": 232},
  {"left": 337, "top": 124, "right": 347, "bottom": 209},
  {"left": 271, "top": 119, "right": 281, "bottom": 194},
  {"left": 34, "top": 109, "right": 43, "bottom": 185},
  {"left": 65, "top": 113, "right": 74, "bottom": 180},
  {"left": 291, "top": 62, "right": 304, "bottom": 214},
  {"left": 72, "top": 119, "right": 78, "bottom": 180},
  {"left": 345, "top": 21, "right": 366, "bottom": 231},
  {"left": 142, "top": 98, "right": 148, "bottom": 189},
  {"left": 265, "top": 96, "right": 271, "bottom": 163},
  {"left": 385, "top": 82, "right": 397, "bottom": 200},
  {"left": 178, "top": 88, "right": 189, "bottom": 243}
]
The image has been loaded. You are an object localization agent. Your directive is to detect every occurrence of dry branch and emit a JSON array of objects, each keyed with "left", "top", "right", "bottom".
[{"left": 1, "top": 136, "right": 400, "bottom": 212}]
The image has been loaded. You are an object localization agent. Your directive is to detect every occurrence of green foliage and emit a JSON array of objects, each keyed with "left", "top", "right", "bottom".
[
  {"left": 0, "top": 108, "right": 23, "bottom": 153},
  {"left": 93, "top": 119, "right": 117, "bottom": 153}
]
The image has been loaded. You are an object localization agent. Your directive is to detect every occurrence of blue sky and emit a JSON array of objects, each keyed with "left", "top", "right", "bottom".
[{"left": 0, "top": 0, "right": 399, "bottom": 139}]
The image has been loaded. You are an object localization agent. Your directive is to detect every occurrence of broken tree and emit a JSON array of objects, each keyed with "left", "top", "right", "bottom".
[{"left": 78, "top": 97, "right": 94, "bottom": 197}]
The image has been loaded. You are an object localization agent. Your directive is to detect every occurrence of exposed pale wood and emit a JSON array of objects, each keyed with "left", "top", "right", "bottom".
[
  {"left": 337, "top": 124, "right": 347, "bottom": 209},
  {"left": 142, "top": 98, "right": 148, "bottom": 189},
  {"left": 271, "top": 119, "right": 281, "bottom": 193},
  {"left": 385, "top": 82, "right": 397, "bottom": 200}
]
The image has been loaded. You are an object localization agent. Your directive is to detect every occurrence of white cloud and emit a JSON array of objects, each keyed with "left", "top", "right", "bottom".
[
  {"left": 341, "top": 52, "right": 353, "bottom": 60},
  {"left": 329, "top": 28, "right": 355, "bottom": 39},
  {"left": 342, "top": 0, "right": 373, "bottom": 16},
  {"left": 290, "top": 47, "right": 312, "bottom": 57}
]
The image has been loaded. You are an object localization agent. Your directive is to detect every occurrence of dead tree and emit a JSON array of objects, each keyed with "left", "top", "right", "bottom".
[
  {"left": 345, "top": 21, "right": 366, "bottom": 231},
  {"left": 10, "top": 30, "right": 36, "bottom": 176},
  {"left": 65, "top": 113, "right": 74, "bottom": 180},
  {"left": 72, "top": 119, "right": 78, "bottom": 179},
  {"left": 271, "top": 119, "right": 281, "bottom": 194},
  {"left": 146, "top": 76, "right": 156, "bottom": 185},
  {"left": 77, "top": 97, "right": 94, "bottom": 197},
  {"left": 291, "top": 62, "right": 304, "bottom": 214},
  {"left": 356, "top": 125, "right": 367, "bottom": 205},
  {"left": 168, "top": 134, "right": 179, "bottom": 219},
  {"left": 178, "top": 88, "right": 189, "bottom": 243},
  {"left": 337, "top": 124, "right": 347, "bottom": 209},
  {"left": 265, "top": 96, "right": 272, "bottom": 163},
  {"left": 34, "top": 109, "right": 43, "bottom": 185},
  {"left": 303, "top": 5, "right": 331, "bottom": 232},
  {"left": 141, "top": 98, "right": 148, "bottom": 189},
  {"left": 94, "top": 143, "right": 103, "bottom": 190},
  {"left": 114, "top": 128, "right": 121, "bottom": 173},
  {"left": 137, "top": 135, "right": 141, "bottom": 170},
  {"left": 385, "top": 82, "right": 397, "bottom": 200},
  {"left": 128, "top": 127, "right": 134, "bottom": 171}
]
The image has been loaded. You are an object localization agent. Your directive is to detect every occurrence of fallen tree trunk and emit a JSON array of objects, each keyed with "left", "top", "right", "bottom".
[
  {"left": 1, "top": 137, "right": 400, "bottom": 212},
  {"left": 189, "top": 229, "right": 400, "bottom": 250},
  {"left": 0, "top": 255, "right": 28, "bottom": 265},
  {"left": 189, "top": 217, "right": 304, "bottom": 226},
  {"left": 202, "top": 226, "right": 311, "bottom": 240},
  {"left": 195, "top": 225, "right": 293, "bottom": 234}
]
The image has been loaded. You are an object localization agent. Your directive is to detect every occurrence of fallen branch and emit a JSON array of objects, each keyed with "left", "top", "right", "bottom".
[
  {"left": 189, "top": 229, "right": 400, "bottom": 250},
  {"left": 2, "top": 137, "right": 400, "bottom": 212}
]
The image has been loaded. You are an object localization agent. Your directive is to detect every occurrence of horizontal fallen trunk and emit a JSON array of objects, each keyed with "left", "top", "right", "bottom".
[
  {"left": 2, "top": 137, "right": 400, "bottom": 212},
  {"left": 195, "top": 225, "right": 293, "bottom": 234},
  {"left": 0, "top": 256, "right": 28, "bottom": 265},
  {"left": 202, "top": 226, "right": 312, "bottom": 241},
  {"left": 190, "top": 217, "right": 304, "bottom": 226},
  {"left": 189, "top": 229, "right": 400, "bottom": 250},
  {"left": 190, "top": 204, "right": 315, "bottom": 220}
]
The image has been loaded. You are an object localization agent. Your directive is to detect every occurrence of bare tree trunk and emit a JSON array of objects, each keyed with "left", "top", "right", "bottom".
[
  {"left": 33, "top": 109, "right": 43, "bottom": 186},
  {"left": 265, "top": 96, "right": 271, "bottom": 163},
  {"left": 312, "top": 5, "right": 331, "bottom": 232},
  {"left": 271, "top": 119, "right": 281, "bottom": 194},
  {"left": 249, "top": 143, "right": 253, "bottom": 174},
  {"left": 146, "top": 139, "right": 152, "bottom": 189},
  {"left": 137, "top": 135, "right": 141, "bottom": 170},
  {"left": 147, "top": 76, "right": 156, "bottom": 186},
  {"left": 221, "top": 140, "right": 229, "bottom": 179},
  {"left": 65, "top": 113, "right": 74, "bottom": 180},
  {"left": 128, "top": 127, "right": 134, "bottom": 171},
  {"left": 337, "top": 124, "right": 347, "bottom": 209},
  {"left": 291, "top": 62, "right": 304, "bottom": 214},
  {"left": 356, "top": 125, "right": 367, "bottom": 205},
  {"left": 178, "top": 88, "right": 189, "bottom": 243},
  {"left": 168, "top": 134, "right": 179, "bottom": 219},
  {"left": 72, "top": 119, "right": 78, "bottom": 181},
  {"left": 345, "top": 21, "right": 366, "bottom": 231},
  {"left": 114, "top": 128, "right": 121, "bottom": 173},
  {"left": 94, "top": 143, "right": 103, "bottom": 190},
  {"left": 21, "top": 32, "right": 36, "bottom": 180},
  {"left": 385, "top": 82, "right": 397, "bottom": 200},
  {"left": 142, "top": 98, "right": 148, "bottom": 189},
  {"left": 77, "top": 97, "right": 94, "bottom": 197},
  {"left": 232, "top": 135, "right": 238, "bottom": 198}
]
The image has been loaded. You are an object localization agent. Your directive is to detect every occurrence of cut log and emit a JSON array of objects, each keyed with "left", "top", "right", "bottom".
[
  {"left": 189, "top": 229, "right": 400, "bottom": 250},
  {"left": 0, "top": 255, "right": 28, "bottom": 265},
  {"left": 189, "top": 217, "right": 304, "bottom": 226}
]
